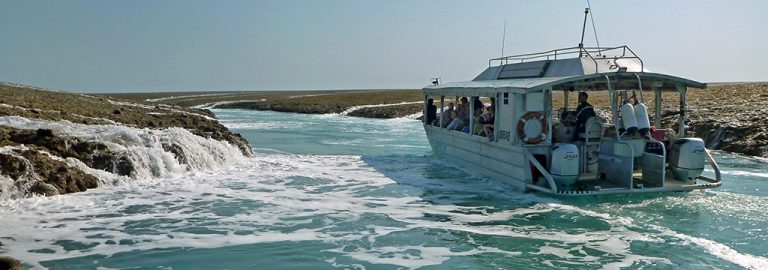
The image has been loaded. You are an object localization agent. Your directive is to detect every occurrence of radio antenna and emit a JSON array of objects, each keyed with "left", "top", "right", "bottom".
[
  {"left": 587, "top": 0, "right": 601, "bottom": 55},
  {"left": 578, "top": 7, "right": 589, "bottom": 57},
  {"left": 500, "top": 20, "right": 507, "bottom": 58}
]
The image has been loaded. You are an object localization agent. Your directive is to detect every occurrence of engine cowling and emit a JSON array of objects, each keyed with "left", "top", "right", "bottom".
[
  {"left": 668, "top": 138, "right": 706, "bottom": 182},
  {"left": 551, "top": 144, "right": 579, "bottom": 189}
]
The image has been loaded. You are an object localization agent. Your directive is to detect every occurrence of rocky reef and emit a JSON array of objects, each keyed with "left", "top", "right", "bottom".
[
  {"left": 132, "top": 83, "right": 768, "bottom": 158},
  {"left": 673, "top": 83, "right": 768, "bottom": 158},
  {"left": 109, "top": 89, "right": 424, "bottom": 117},
  {"left": 0, "top": 82, "right": 252, "bottom": 198}
]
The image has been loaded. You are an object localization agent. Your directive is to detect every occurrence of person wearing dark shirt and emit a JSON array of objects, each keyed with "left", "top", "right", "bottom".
[
  {"left": 426, "top": 98, "right": 437, "bottom": 125},
  {"left": 574, "top": 92, "right": 596, "bottom": 140}
]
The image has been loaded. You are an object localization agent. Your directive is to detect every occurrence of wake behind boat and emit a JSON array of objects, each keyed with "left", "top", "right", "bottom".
[{"left": 422, "top": 45, "right": 721, "bottom": 196}]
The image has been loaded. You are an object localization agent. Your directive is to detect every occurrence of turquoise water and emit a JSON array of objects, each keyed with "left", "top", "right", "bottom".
[{"left": 1, "top": 109, "right": 767, "bottom": 269}]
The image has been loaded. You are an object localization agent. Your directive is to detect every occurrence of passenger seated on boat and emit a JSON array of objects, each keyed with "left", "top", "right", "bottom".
[
  {"left": 447, "top": 97, "right": 469, "bottom": 130},
  {"left": 483, "top": 106, "right": 495, "bottom": 140},
  {"left": 472, "top": 105, "right": 490, "bottom": 135},
  {"left": 426, "top": 98, "right": 437, "bottom": 126},
  {"left": 473, "top": 97, "right": 485, "bottom": 116},
  {"left": 440, "top": 102, "right": 455, "bottom": 128},
  {"left": 445, "top": 110, "right": 458, "bottom": 128},
  {"left": 573, "top": 92, "right": 596, "bottom": 140}
]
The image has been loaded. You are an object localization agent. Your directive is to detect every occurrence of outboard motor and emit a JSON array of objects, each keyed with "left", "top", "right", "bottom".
[
  {"left": 551, "top": 144, "right": 579, "bottom": 189},
  {"left": 668, "top": 138, "right": 706, "bottom": 182}
]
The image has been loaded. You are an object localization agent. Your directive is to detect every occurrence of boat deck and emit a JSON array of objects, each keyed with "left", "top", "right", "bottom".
[{"left": 536, "top": 169, "right": 720, "bottom": 196}]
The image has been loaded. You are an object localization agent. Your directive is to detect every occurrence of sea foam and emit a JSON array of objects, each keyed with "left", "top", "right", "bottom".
[{"left": 0, "top": 116, "right": 248, "bottom": 199}]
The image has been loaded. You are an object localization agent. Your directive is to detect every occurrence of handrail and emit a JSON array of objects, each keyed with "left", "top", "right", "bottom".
[
  {"left": 635, "top": 73, "right": 644, "bottom": 102},
  {"left": 525, "top": 151, "right": 558, "bottom": 193},
  {"left": 488, "top": 45, "right": 644, "bottom": 74},
  {"left": 703, "top": 149, "right": 722, "bottom": 183},
  {"left": 624, "top": 46, "right": 644, "bottom": 72},
  {"left": 582, "top": 119, "right": 604, "bottom": 173}
]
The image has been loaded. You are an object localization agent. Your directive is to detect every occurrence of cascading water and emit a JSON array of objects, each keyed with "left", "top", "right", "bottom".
[{"left": 0, "top": 116, "right": 248, "bottom": 198}]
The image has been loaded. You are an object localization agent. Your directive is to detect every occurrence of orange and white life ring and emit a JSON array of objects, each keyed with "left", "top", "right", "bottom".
[{"left": 517, "top": 111, "right": 548, "bottom": 144}]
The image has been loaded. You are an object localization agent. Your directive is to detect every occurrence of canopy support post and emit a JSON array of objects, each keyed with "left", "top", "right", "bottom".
[
  {"left": 676, "top": 85, "right": 687, "bottom": 136},
  {"left": 469, "top": 96, "right": 475, "bottom": 134},
  {"left": 653, "top": 86, "right": 661, "bottom": 128},
  {"left": 439, "top": 96, "right": 445, "bottom": 127}
]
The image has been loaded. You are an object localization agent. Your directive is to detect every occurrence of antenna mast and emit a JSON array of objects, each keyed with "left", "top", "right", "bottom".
[
  {"left": 587, "top": 0, "right": 601, "bottom": 55},
  {"left": 500, "top": 20, "right": 507, "bottom": 58},
  {"left": 578, "top": 8, "right": 589, "bottom": 57}
]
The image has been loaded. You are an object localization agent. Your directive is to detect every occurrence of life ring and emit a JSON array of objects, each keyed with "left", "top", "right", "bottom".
[{"left": 517, "top": 111, "right": 548, "bottom": 144}]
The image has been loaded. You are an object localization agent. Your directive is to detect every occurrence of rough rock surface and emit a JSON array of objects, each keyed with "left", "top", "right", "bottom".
[
  {"left": 666, "top": 83, "right": 768, "bottom": 157},
  {"left": 0, "top": 256, "right": 22, "bottom": 270},
  {"left": 0, "top": 83, "right": 251, "bottom": 156},
  {"left": 0, "top": 83, "right": 252, "bottom": 198}
]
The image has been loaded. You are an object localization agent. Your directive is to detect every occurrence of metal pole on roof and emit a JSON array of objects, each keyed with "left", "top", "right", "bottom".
[
  {"left": 501, "top": 20, "right": 507, "bottom": 58},
  {"left": 579, "top": 8, "right": 589, "bottom": 57},
  {"left": 586, "top": 0, "right": 601, "bottom": 55}
]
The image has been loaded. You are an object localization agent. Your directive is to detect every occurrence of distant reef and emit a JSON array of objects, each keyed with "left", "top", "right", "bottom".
[
  {"left": 0, "top": 82, "right": 252, "bottom": 199},
  {"left": 108, "top": 89, "right": 425, "bottom": 119},
  {"left": 122, "top": 83, "right": 768, "bottom": 158}
]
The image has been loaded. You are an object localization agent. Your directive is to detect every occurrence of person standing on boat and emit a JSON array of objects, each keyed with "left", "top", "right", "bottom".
[
  {"left": 426, "top": 98, "right": 438, "bottom": 125},
  {"left": 574, "top": 91, "right": 596, "bottom": 140}
]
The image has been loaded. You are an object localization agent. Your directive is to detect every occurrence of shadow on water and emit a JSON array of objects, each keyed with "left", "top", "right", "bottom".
[
  {"left": 360, "top": 154, "right": 569, "bottom": 211},
  {"left": 359, "top": 154, "right": 700, "bottom": 209}
]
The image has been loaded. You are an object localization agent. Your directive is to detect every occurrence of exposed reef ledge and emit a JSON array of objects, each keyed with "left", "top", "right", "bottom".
[
  {"left": 111, "top": 83, "right": 768, "bottom": 158},
  {"left": 0, "top": 82, "right": 252, "bottom": 199}
]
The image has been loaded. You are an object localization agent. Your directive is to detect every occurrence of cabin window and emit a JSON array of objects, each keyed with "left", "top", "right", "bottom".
[
  {"left": 469, "top": 96, "right": 496, "bottom": 139},
  {"left": 525, "top": 92, "right": 544, "bottom": 112},
  {"left": 503, "top": 92, "right": 509, "bottom": 105},
  {"left": 424, "top": 95, "right": 441, "bottom": 126}
]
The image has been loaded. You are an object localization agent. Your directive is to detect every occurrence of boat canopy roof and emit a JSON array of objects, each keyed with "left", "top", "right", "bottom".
[
  {"left": 424, "top": 46, "right": 706, "bottom": 96},
  {"left": 424, "top": 72, "right": 706, "bottom": 96}
]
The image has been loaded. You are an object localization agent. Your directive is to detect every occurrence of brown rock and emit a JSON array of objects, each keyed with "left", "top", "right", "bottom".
[
  {"left": 30, "top": 182, "right": 59, "bottom": 196},
  {"left": 0, "top": 153, "right": 27, "bottom": 180},
  {"left": 0, "top": 256, "right": 21, "bottom": 270},
  {"left": 36, "top": 128, "right": 54, "bottom": 137}
]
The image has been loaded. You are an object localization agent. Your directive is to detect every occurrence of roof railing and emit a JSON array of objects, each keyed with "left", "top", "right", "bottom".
[{"left": 488, "top": 45, "right": 644, "bottom": 73}]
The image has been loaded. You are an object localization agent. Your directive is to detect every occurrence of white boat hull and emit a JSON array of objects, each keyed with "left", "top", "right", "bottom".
[{"left": 424, "top": 125, "right": 722, "bottom": 196}]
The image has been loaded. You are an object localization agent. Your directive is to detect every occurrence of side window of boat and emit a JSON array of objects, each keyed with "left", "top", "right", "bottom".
[{"left": 526, "top": 93, "right": 544, "bottom": 112}]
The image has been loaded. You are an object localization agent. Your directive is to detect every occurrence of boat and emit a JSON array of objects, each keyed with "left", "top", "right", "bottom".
[{"left": 421, "top": 45, "right": 722, "bottom": 196}]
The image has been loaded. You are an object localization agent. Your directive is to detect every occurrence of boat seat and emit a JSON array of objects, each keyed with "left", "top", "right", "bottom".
[{"left": 579, "top": 116, "right": 604, "bottom": 141}]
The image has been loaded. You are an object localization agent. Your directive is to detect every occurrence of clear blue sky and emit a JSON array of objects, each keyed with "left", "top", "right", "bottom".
[{"left": 1, "top": 0, "right": 765, "bottom": 93}]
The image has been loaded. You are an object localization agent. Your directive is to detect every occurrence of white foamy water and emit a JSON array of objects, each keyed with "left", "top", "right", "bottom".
[
  {"left": 337, "top": 101, "right": 422, "bottom": 116},
  {"left": 2, "top": 152, "right": 765, "bottom": 269},
  {"left": 1, "top": 109, "right": 767, "bottom": 269},
  {"left": 0, "top": 116, "right": 247, "bottom": 199}
]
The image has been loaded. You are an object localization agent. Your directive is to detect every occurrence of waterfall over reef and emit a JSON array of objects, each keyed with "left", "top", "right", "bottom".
[{"left": 0, "top": 83, "right": 251, "bottom": 199}]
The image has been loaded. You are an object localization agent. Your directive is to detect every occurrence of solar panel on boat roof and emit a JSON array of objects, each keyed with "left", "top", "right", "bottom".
[{"left": 497, "top": 60, "right": 550, "bottom": 79}]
